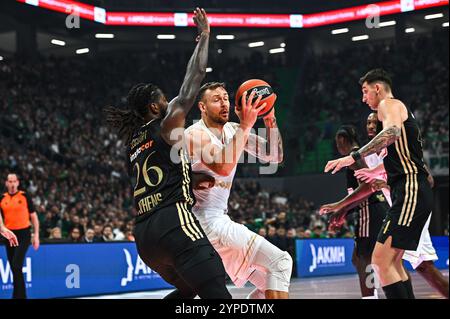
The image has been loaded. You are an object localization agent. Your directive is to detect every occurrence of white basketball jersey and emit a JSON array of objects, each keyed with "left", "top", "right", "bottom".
[
  {"left": 185, "top": 119, "right": 238, "bottom": 213},
  {"left": 364, "top": 149, "right": 392, "bottom": 206}
]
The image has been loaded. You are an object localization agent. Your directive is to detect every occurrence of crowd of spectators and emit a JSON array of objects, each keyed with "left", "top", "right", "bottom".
[
  {"left": 0, "top": 46, "right": 285, "bottom": 243},
  {"left": 295, "top": 29, "right": 449, "bottom": 157}
]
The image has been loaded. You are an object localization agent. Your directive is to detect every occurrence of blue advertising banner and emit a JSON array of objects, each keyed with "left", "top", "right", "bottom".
[
  {"left": 2, "top": 237, "right": 447, "bottom": 297},
  {"left": 431, "top": 236, "right": 449, "bottom": 270},
  {"left": 296, "top": 238, "right": 356, "bottom": 278},
  {"left": 0, "top": 243, "right": 172, "bottom": 299},
  {"left": 296, "top": 237, "right": 449, "bottom": 277}
]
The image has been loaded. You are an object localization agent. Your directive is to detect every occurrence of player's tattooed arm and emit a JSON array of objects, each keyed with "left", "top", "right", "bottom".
[
  {"left": 353, "top": 99, "right": 404, "bottom": 160},
  {"left": 325, "top": 99, "right": 405, "bottom": 175},
  {"left": 262, "top": 116, "right": 283, "bottom": 164},
  {"left": 236, "top": 115, "right": 284, "bottom": 164},
  {"left": 356, "top": 125, "right": 401, "bottom": 158}
]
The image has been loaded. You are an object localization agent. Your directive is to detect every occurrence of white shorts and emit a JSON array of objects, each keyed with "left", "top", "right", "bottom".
[
  {"left": 194, "top": 210, "right": 263, "bottom": 287},
  {"left": 403, "top": 214, "right": 438, "bottom": 269}
]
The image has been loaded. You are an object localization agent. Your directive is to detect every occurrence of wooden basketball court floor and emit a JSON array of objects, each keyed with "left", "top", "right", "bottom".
[{"left": 81, "top": 270, "right": 448, "bottom": 299}]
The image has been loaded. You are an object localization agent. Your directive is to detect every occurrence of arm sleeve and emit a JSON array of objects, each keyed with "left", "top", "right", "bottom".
[{"left": 24, "top": 193, "right": 36, "bottom": 214}]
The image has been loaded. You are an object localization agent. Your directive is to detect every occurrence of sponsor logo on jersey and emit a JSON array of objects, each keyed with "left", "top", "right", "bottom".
[{"left": 130, "top": 140, "right": 154, "bottom": 162}]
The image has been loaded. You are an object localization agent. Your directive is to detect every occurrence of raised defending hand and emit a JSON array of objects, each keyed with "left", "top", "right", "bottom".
[{"left": 193, "top": 8, "right": 210, "bottom": 41}]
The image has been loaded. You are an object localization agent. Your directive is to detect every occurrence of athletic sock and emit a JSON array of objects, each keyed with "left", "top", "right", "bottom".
[
  {"left": 402, "top": 279, "right": 415, "bottom": 299},
  {"left": 382, "top": 280, "right": 409, "bottom": 299},
  {"left": 362, "top": 289, "right": 379, "bottom": 299},
  {"left": 362, "top": 295, "right": 378, "bottom": 299}
]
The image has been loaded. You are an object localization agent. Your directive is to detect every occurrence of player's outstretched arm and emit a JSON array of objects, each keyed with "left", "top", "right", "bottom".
[
  {"left": 319, "top": 183, "right": 372, "bottom": 216},
  {"left": 161, "top": 8, "right": 210, "bottom": 146},
  {"left": 325, "top": 99, "right": 403, "bottom": 174},
  {"left": 320, "top": 160, "right": 371, "bottom": 215},
  {"left": 354, "top": 162, "right": 385, "bottom": 183}
]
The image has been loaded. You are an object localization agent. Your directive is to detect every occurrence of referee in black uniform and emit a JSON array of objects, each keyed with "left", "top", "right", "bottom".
[
  {"left": 1, "top": 173, "right": 39, "bottom": 299},
  {"left": 105, "top": 9, "right": 231, "bottom": 299},
  {"left": 325, "top": 69, "right": 433, "bottom": 299}
]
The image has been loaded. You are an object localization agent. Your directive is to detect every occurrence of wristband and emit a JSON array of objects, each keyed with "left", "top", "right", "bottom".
[{"left": 350, "top": 151, "right": 361, "bottom": 162}]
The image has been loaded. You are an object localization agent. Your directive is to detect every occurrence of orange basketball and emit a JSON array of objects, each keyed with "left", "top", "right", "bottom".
[{"left": 235, "top": 79, "right": 277, "bottom": 118}]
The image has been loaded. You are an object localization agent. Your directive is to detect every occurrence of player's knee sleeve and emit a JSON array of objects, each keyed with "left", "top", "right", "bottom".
[
  {"left": 246, "top": 288, "right": 265, "bottom": 299},
  {"left": 266, "top": 251, "right": 292, "bottom": 292},
  {"left": 251, "top": 239, "right": 293, "bottom": 292},
  {"left": 248, "top": 269, "right": 267, "bottom": 293}
]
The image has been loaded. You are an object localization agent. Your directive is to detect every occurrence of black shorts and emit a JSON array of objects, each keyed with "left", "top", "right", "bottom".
[
  {"left": 354, "top": 237, "right": 377, "bottom": 258},
  {"left": 354, "top": 197, "right": 388, "bottom": 258},
  {"left": 377, "top": 174, "right": 433, "bottom": 251},
  {"left": 134, "top": 201, "right": 227, "bottom": 293},
  {"left": 356, "top": 197, "right": 388, "bottom": 240}
]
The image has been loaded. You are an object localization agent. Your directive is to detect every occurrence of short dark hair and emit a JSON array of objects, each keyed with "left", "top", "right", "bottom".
[
  {"left": 6, "top": 173, "right": 19, "bottom": 180},
  {"left": 359, "top": 68, "right": 393, "bottom": 90},
  {"left": 336, "top": 125, "right": 361, "bottom": 146},
  {"left": 197, "top": 82, "right": 226, "bottom": 102}
]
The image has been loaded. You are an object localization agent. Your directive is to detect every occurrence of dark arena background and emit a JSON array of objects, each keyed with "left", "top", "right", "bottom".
[{"left": 0, "top": 0, "right": 448, "bottom": 305}]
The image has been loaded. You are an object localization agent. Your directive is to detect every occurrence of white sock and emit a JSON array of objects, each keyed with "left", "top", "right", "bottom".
[{"left": 362, "top": 289, "right": 379, "bottom": 299}]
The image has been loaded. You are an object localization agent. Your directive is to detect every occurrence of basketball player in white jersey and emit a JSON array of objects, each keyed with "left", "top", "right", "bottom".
[{"left": 184, "top": 82, "right": 292, "bottom": 299}]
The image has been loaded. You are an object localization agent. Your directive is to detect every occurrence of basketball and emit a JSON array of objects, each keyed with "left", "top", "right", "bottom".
[{"left": 235, "top": 79, "right": 277, "bottom": 118}]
